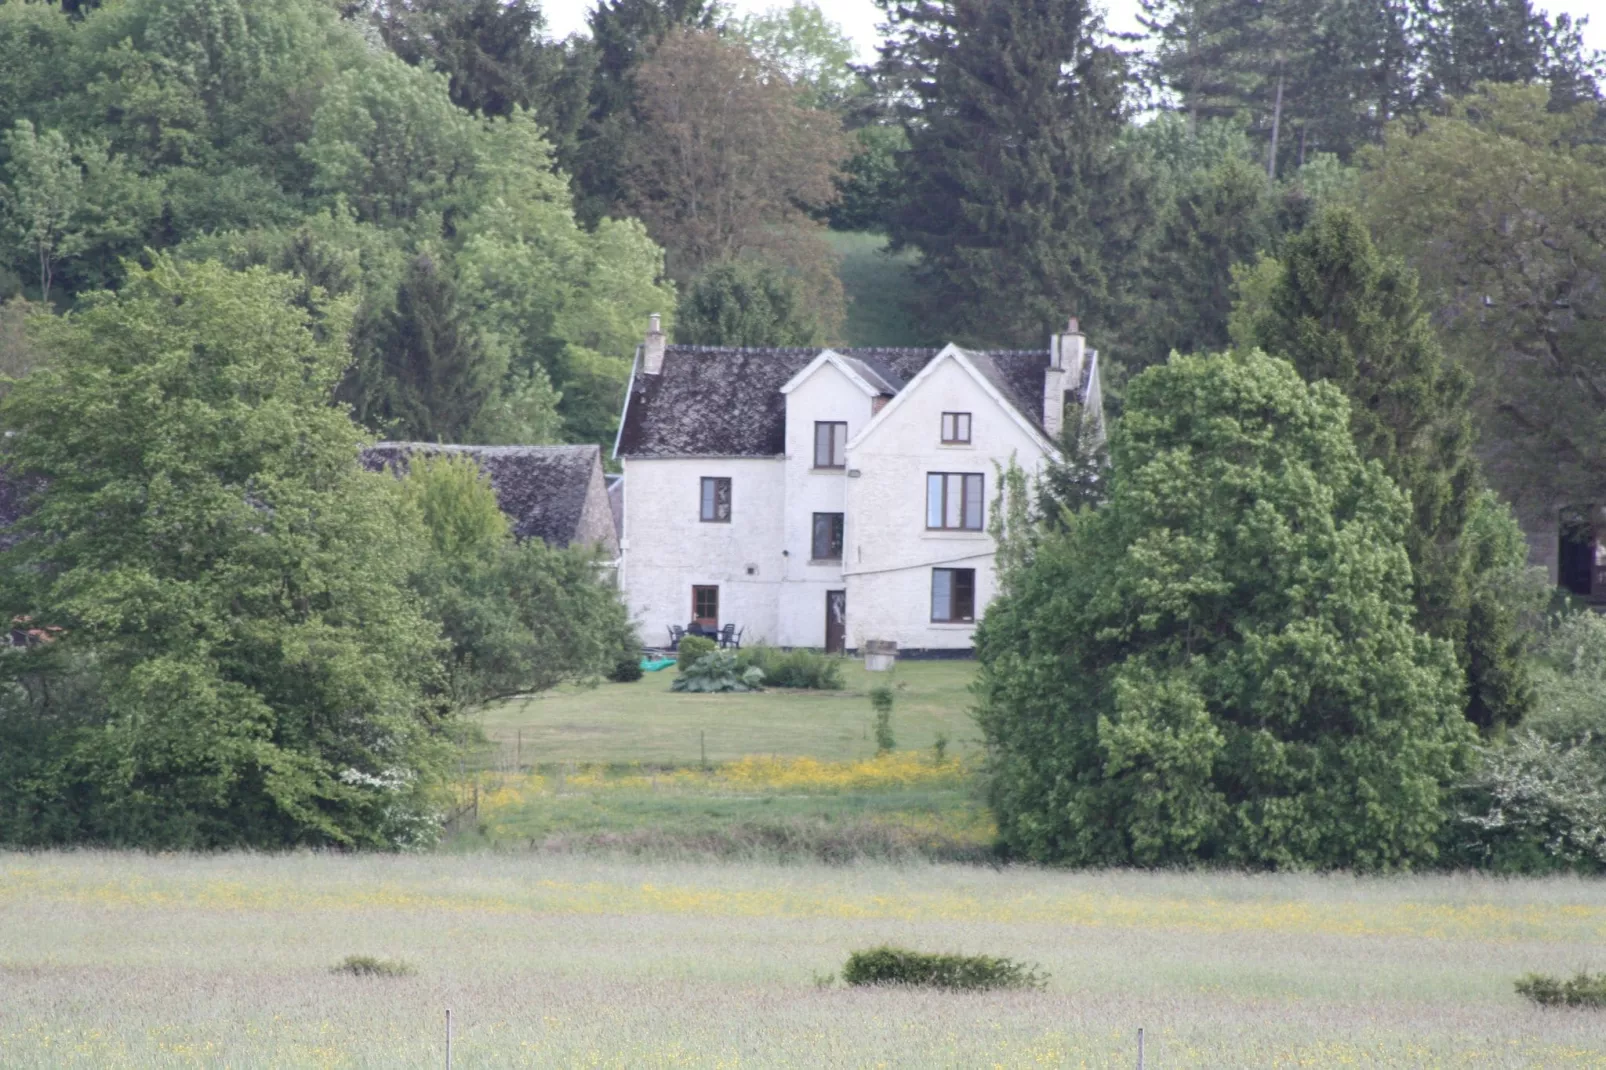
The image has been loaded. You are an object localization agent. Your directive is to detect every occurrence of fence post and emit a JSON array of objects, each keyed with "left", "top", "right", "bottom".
[
  {"left": 446, "top": 1008, "right": 453, "bottom": 1070},
  {"left": 516, "top": 729, "right": 522, "bottom": 770},
  {"left": 700, "top": 730, "right": 707, "bottom": 770},
  {"left": 1137, "top": 1026, "right": 1144, "bottom": 1070}
]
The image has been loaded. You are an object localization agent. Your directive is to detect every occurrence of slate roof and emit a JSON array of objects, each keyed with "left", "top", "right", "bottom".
[
  {"left": 616, "top": 345, "right": 1075, "bottom": 459},
  {"left": 362, "top": 443, "right": 606, "bottom": 547}
]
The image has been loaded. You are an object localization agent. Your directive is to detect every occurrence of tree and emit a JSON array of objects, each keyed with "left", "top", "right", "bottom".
[
  {"left": 1238, "top": 205, "right": 1534, "bottom": 732},
  {"left": 1414, "top": 0, "right": 1602, "bottom": 107},
  {"left": 400, "top": 452, "right": 636, "bottom": 706},
  {"left": 370, "top": 251, "right": 502, "bottom": 442},
  {"left": 874, "top": 0, "right": 1145, "bottom": 345},
  {"left": 625, "top": 29, "right": 847, "bottom": 282},
  {"left": 0, "top": 121, "right": 85, "bottom": 302},
  {"left": 573, "top": 0, "right": 721, "bottom": 223},
  {"left": 0, "top": 258, "right": 450, "bottom": 848},
  {"left": 675, "top": 260, "right": 822, "bottom": 346},
  {"left": 1361, "top": 85, "right": 1606, "bottom": 515},
  {"left": 1127, "top": 154, "right": 1272, "bottom": 368},
  {"left": 974, "top": 348, "right": 1472, "bottom": 869},
  {"left": 736, "top": 2, "right": 862, "bottom": 109}
]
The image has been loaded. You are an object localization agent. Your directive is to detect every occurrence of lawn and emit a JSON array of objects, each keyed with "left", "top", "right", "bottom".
[
  {"left": 476, "top": 658, "right": 980, "bottom": 766},
  {"left": 4, "top": 851, "right": 1604, "bottom": 1068},
  {"left": 826, "top": 231, "right": 934, "bottom": 348}
]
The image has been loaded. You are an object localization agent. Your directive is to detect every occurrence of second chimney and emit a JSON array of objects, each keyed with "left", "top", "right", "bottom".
[
  {"left": 1044, "top": 318, "right": 1085, "bottom": 440},
  {"left": 642, "top": 313, "right": 667, "bottom": 375}
]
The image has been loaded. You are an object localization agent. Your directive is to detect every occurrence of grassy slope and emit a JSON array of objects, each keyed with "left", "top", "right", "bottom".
[
  {"left": 476, "top": 658, "right": 980, "bottom": 766},
  {"left": 827, "top": 230, "right": 935, "bottom": 348},
  {"left": 5, "top": 851, "right": 1604, "bottom": 1068}
]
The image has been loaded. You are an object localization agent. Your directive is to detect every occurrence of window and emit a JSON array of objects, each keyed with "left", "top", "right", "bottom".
[
  {"left": 814, "top": 421, "right": 847, "bottom": 468},
  {"left": 811, "top": 512, "right": 844, "bottom": 560},
  {"left": 941, "top": 411, "right": 972, "bottom": 444},
  {"left": 699, "top": 477, "right": 731, "bottom": 522},
  {"left": 931, "top": 568, "right": 976, "bottom": 622},
  {"left": 926, "top": 472, "right": 984, "bottom": 530},
  {"left": 692, "top": 585, "right": 719, "bottom": 626}
]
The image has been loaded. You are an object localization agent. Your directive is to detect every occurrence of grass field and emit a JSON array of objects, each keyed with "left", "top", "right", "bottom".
[
  {"left": 476, "top": 659, "right": 979, "bottom": 766},
  {"left": 826, "top": 231, "right": 933, "bottom": 348},
  {"left": 5, "top": 851, "right": 1605, "bottom": 1068}
]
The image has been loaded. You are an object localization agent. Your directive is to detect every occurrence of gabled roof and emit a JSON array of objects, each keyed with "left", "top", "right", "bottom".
[
  {"left": 846, "top": 345, "right": 1060, "bottom": 456},
  {"left": 616, "top": 344, "right": 1069, "bottom": 459},
  {"left": 362, "top": 443, "right": 608, "bottom": 547}
]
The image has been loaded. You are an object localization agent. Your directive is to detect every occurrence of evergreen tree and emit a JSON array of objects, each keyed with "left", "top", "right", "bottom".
[
  {"left": 1239, "top": 205, "right": 1534, "bottom": 732},
  {"left": 372, "top": 252, "right": 501, "bottom": 442},
  {"left": 1128, "top": 154, "right": 1272, "bottom": 368},
  {"left": 874, "top": 0, "right": 1145, "bottom": 346},
  {"left": 1415, "top": 0, "right": 1601, "bottom": 107}
]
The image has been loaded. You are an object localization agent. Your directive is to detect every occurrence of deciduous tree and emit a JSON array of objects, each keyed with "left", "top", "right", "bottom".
[{"left": 975, "top": 349, "right": 1473, "bottom": 869}]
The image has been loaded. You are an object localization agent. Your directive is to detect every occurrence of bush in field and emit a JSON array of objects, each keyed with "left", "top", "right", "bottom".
[
  {"left": 333, "top": 955, "right": 415, "bottom": 978},
  {"left": 672, "top": 650, "right": 764, "bottom": 693},
  {"left": 842, "top": 946, "right": 1046, "bottom": 991},
  {"left": 975, "top": 349, "right": 1473, "bottom": 870},
  {"left": 1516, "top": 972, "right": 1606, "bottom": 1008},
  {"left": 608, "top": 656, "right": 645, "bottom": 683},
  {"left": 870, "top": 685, "right": 895, "bottom": 754},
  {"left": 677, "top": 634, "right": 717, "bottom": 671},
  {"left": 736, "top": 646, "right": 844, "bottom": 689}
]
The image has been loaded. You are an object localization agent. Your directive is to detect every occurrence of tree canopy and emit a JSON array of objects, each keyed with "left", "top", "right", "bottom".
[
  {"left": 0, "top": 258, "right": 449, "bottom": 848},
  {"left": 976, "top": 349, "right": 1473, "bottom": 869}
]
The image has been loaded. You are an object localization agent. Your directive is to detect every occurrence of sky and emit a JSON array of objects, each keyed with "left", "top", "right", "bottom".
[{"left": 545, "top": 0, "right": 1606, "bottom": 62}]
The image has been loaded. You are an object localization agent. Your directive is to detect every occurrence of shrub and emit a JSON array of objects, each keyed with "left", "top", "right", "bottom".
[
  {"left": 672, "top": 650, "right": 764, "bottom": 692},
  {"left": 332, "top": 955, "right": 415, "bottom": 978},
  {"left": 677, "top": 634, "right": 717, "bottom": 671},
  {"left": 736, "top": 646, "right": 844, "bottom": 689},
  {"left": 842, "top": 946, "right": 1047, "bottom": 991},
  {"left": 1515, "top": 972, "right": 1606, "bottom": 1008},
  {"left": 608, "top": 656, "right": 644, "bottom": 683},
  {"left": 870, "top": 685, "right": 895, "bottom": 754}
]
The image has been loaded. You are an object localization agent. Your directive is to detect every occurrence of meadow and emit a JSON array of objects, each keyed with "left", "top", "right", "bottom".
[{"left": 4, "top": 851, "right": 1606, "bottom": 1068}]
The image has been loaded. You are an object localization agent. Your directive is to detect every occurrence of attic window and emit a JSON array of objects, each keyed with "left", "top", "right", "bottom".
[
  {"left": 814, "top": 421, "right": 847, "bottom": 468},
  {"left": 941, "top": 412, "right": 972, "bottom": 444}
]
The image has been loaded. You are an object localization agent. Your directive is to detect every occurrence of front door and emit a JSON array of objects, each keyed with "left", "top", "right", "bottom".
[
  {"left": 692, "top": 585, "right": 719, "bottom": 630},
  {"left": 825, "top": 590, "right": 846, "bottom": 654}
]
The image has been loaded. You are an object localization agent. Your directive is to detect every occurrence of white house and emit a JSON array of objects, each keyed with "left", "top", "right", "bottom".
[{"left": 612, "top": 317, "right": 1103, "bottom": 654}]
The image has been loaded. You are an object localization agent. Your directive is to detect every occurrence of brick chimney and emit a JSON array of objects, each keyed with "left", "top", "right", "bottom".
[
  {"left": 1044, "top": 317, "right": 1085, "bottom": 439},
  {"left": 642, "top": 313, "right": 666, "bottom": 375}
]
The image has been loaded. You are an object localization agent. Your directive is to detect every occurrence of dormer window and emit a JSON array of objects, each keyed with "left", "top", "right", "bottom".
[
  {"left": 941, "top": 412, "right": 972, "bottom": 444},
  {"left": 814, "top": 421, "right": 847, "bottom": 468}
]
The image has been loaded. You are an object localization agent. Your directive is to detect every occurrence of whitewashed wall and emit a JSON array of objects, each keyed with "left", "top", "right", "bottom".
[
  {"left": 843, "top": 355, "right": 1052, "bottom": 651},
  {"left": 776, "top": 361, "right": 874, "bottom": 647},
  {"left": 620, "top": 456, "right": 786, "bottom": 648}
]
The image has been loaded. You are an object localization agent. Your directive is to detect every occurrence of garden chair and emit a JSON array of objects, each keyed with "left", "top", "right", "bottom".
[
  {"left": 716, "top": 623, "right": 736, "bottom": 649},
  {"left": 666, "top": 624, "right": 685, "bottom": 650}
]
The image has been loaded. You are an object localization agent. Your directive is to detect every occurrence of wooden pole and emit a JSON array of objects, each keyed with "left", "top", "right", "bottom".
[
  {"left": 446, "top": 1008, "right": 453, "bottom": 1070},
  {"left": 700, "top": 730, "right": 706, "bottom": 769},
  {"left": 1137, "top": 1027, "right": 1144, "bottom": 1070},
  {"left": 516, "top": 728, "right": 522, "bottom": 769}
]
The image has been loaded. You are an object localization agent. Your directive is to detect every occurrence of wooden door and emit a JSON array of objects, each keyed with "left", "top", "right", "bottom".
[
  {"left": 825, "top": 590, "right": 846, "bottom": 654},
  {"left": 692, "top": 585, "right": 719, "bottom": 629}
]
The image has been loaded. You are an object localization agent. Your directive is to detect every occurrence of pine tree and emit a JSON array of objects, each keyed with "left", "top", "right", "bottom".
[
  {"left": 874, "top": 0, "right": 1145, "bottom": 346},
  {"left": 374, "top": 252, "right": 501, "bottom": 442},
  {"left": 1241, "top": 205, "right": 1533, "bottom": 732}
]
